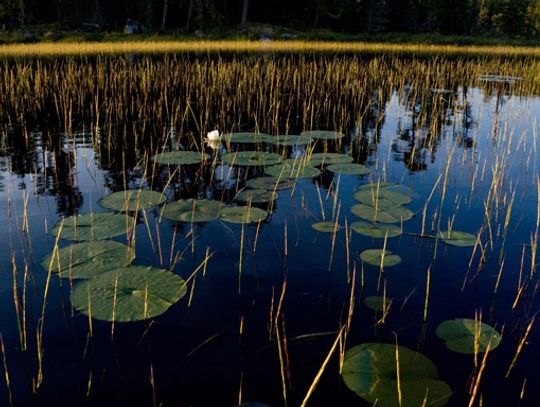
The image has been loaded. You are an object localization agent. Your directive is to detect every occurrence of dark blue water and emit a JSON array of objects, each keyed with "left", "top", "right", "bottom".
[{"left": 0, "top": 64, "right": 539, "bottom": 406}]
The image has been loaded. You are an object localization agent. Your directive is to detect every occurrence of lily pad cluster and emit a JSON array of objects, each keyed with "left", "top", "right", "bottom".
[
  {"left": 161, "top": 199, "right": 268, "bottom": 224},
  {"left": 152, "top": 150, "right": 210, "bottom": 166}
]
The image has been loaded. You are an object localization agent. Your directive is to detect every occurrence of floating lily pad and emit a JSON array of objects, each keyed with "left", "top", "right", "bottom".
[
  {"left": 436, "top": 319, "right": 502, "bottom": 354},
  {"left": 223, "top": 132, "right": 272, "bottom": 144},
  {"left": 220, "top": 206, "right": 268, "bottom": 224},
  {"left": 364, "top": 296, "right": 391, "bottom": 312},
  {"left": 359, "top": 249, "right": 402, "bottom": 267},
  {"left": 351, "top": 204, "right": 413, "bottom": 223},
  {"left": 161, "top": 199, "right": 223, "bottom": 223},
  {"left": 152, "top": 151, "right": 209, "bottom": 165},
  {"left": 327, "top": 163, "right": 370, "bottom": 175},
  {"left": 301, "top": 130, "right": 345, "bottom": 140},
  {"left": 359, "top": 182, "right": 415, "bottom": 196},
  {"left": 50, "top": 213, "right": 135, "bottom": 241},
  {"left": 265, "top": 162, "right": 321, "bottom": 179},
  {"left": 350, "top": 221, "right": 402, "bottom": 238},
  {"left": 71, "top": 266, "right": 187, "bottom": 322},
  {"left": 308, "top": 153, "right": 353, "bottom": 166},
  {"left": 354, "top": 189, "right": 412, "bottom": 209},
  {"left": 438, "top": 230, "right": 477, "bottom": 247},
  {"left": 236, "top": 189, "right": 278, "bottom": 203},
  {"left": 98, "top": 190, "right": 166, "bottom": 212},
  {"left": 342, "top": 343, "right": 452, "bottom": 407},
  {"left": 312, "top": 221, "right": 340, "bottom": 233},
  {"left": 266, "top": 135, "right": 313, "bottom": 146},
  {"left": 41, "top": 241, "right": 135, "bottom": 279},
  {"left": 246, "top": 177, "right": 294, "bottom": 190},
  {"left": 221, "top": 151, "right": 282, "bottom": 167}
]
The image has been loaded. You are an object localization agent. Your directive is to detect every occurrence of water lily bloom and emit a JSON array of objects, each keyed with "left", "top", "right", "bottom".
[{"left": 207, "top": 130, "right": 221, "bottom": 141}]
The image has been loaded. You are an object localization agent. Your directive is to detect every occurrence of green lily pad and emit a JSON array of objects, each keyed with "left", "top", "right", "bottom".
[
  {"left": 359, "top": 182, "right": 415, "bottom": 197},
  {"left": 327, "top": 163, "right": 370, "bottom": 175},
  {"left": 235, "top": 189, "right": 278, "bottom": 203},
  {"left": 351, "top": 204, "right": 414, "bottom": 223},
  {"left": 312, "top": 221, "right": 341, "bottom": 233},
  {"left": 351, "top": 221, "right": 402, "bottom": 238},
  {"left": 265, "top": 163, "right": 321, "bottom": 179},
  {"left": 301, "top": 130, "right": 345, "bottom": 140},
  {"left": 342, "top": 343, "right": 452, "bottom": 407},
  {"left": 221, "top": 151, "right": 282, "bottom": 167},
  {"left": 266, "top": 135, "right": 314, "bottom": 146},
  {"left": 98, "top": 190, "right": 166, "bottom": 212},
  {"left": 364, "top": 296, "right": 391, "bottom": 312},
  {"left": 436, "top": 319, "right": 502, "bottom": 354},
  {"left": 219, "top": 206, "right": 268, "bottom": 224},
  {"left": 246, "top": 177, "right": 294, "bottom": 190},
  {"left": 308, "top": 153, "right": 353, "bottom": 166},
  {"left": 71, "top": 266, "right": 187, "bottom": 322},
  {"left": 359, "top": 249, "right": 402, "bottom": 267},
  {"left": 438, "top": 230, "right": 477, "bottom": 247},
  {"left": 50, "top": 213, "right": 135, "bottom": 241},
  {"left": 223, "top": 132, "right": 272, "bottom": 144},
  {"left": 41, "top": 241, "right": 135, "bottom": 279},
  {"left": 161, "top": 199, "right": 223, "bottom": 223},
  {"left": 354, "top": 189, "right": 412, "bottom": 209},
  {"left": 152, "top": 151, "right": 209, "bottom": 165}
]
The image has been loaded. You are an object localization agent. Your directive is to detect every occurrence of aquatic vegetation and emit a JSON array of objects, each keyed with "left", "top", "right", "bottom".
[
  {"left": 364, "top": 296, "right": 391, "bottom": 312},
  {"left": 50, "top": 213, "right": 135, "bottom": 241},
  {"left": 436, "top": 319, "right": 502, "bottom": 354},
  {"left": 152, "top": 151, "right": 210, "bottom": 165},
  {"left": 265, "top": 162, "right": 321, "bottom": 179},
  {"left": 353, "top": 189, "right": 412, "bottom": 208},
  {"left": 438, "top": 230, "right": 477, "bottom": 247},
  {"left": 221, "top": 151, "right": 282, "bottom": 166},
  {"left": 312, "top": 221, "right": 340, "bottom": 233},
  {"left": 41, "top": 241, "right": 135, "bottom": 280},
  {"left": 219, "top": 206, "right": 268, "bottom": 224},
  {"left": 308, "top": 153, "right": 353, "bottom": 166},
  {"left": 351, "top": 204, "right": 414, "bottom": 223},
  {"left": 266, "top": 135, "right": 313, "bottom": 146},
  {"left": 161, "top": 199, "right": 223, "bottom": 223},
  {"left": 342, "top": 343, "right": 452, "bottom": 407},
  {"left": 300, "top": 130, "right": 345, "bottom": 140},
  {"left": 350, "top": 221, "right": 402, "bottom": 238},
  {"left": 359, "top": 249, "right": 402, "bottom": 267},
  {"left": 235, "top": 189, "right": 278, "bottom": 203},
  {"left": 98, "top": 190, "right": 166, "bottom": 212},
  {"left": 327, "top": 163, "right": 370, "bottom": 175},
  {"left": 70, "top": 266, "right": 187, "bottom": 322},
  {"left": 246, "top": 176, "right": 294, "bottom": 190},
  {"left": 223, "top": 132, "right": 272, "bottom": 144}
]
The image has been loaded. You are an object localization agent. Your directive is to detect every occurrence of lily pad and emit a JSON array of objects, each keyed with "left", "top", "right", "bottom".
[
  {"left": 98, "top": 190, "right": 166, "bottom": 212},
  {"left": 266, "top": 135, "right": 313, "bottom": 146},
  {"left": 364, "top": 296, "right": 391, "bottom": 312},
  {"left": 161, "top": 199, "right": 223, "bottom": 223},
  {"left": 359, "top": 182, "right": 415, "bottom": 197},
  {"left": 223, "top": 132, "right": 272, "bottom": 144},
  {"left": 71, "top": 266, "right": 187, "bottom": 322},
  {"left": 152, "top": 151, "right": 209, "bottom": 165},
  {"left": 359, "top": 249, "right": 402, "bottom": 267},
  {"left": 236, "top": 189, "right": 278, "bottom": 203},
  {"left": 438, "top": 230, "right": 477, "bottom": 247},
  {"left": 219, "top": 206, "right": 268, "bottom": 224},
  {"left": 327, "top": 163, "right": 370, "bottom": 175},
  {"left": 50, "top": 213, "right": 135, "bottom": 241},
  {"left": 354, "top": 189, "right": 412, "bottom": 209},
  {"left": 246, "top": 177, "right": 294, "bottom": 190},
  {"left": 350, "top": 221, "right": 402, "bottom": 238},
  {"left": 301, "top": 130, "right": 345, "bottom": 140},
  {"left": 351, "top": 204, "right": 414, "bottom": 223},
  {"left": 221, "top": 151, "right": 282, "bottom": 167},
  {"left": 41, "top": 241, "right": 135, "bottom": 280},
  {"left": 308, "top": 153, "right": 353, "bottom": 166},
  {"left": 312, "top": 221, "right": 340, "bottom": 233},
  {"left": 342, "top": 343, "right": 452, "bottom": 407},
  {"left": 265, "top": 162, "right": 321, "bottom": 179},
  {"left": 436, "top": 318, "right": 502, "bottom": 354}
]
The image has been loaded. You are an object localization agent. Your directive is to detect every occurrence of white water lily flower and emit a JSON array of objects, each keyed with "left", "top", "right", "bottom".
[{"left": 207, "top": 130, "right": 221, "bottom": 141}]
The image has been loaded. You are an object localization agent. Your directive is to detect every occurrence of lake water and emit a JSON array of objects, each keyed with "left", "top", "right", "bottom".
[{"left": 0, "top": 54, "right": 539, "bottom": 406}]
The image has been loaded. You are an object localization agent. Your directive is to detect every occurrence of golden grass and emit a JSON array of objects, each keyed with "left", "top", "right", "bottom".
[{"left": 0, "top": 40, "right": 540, "bottom": 57}]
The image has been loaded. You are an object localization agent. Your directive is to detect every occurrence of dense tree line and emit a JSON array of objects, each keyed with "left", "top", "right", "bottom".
[{"left": 1, "top": 0, "right": 540, "bottom": 37}]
